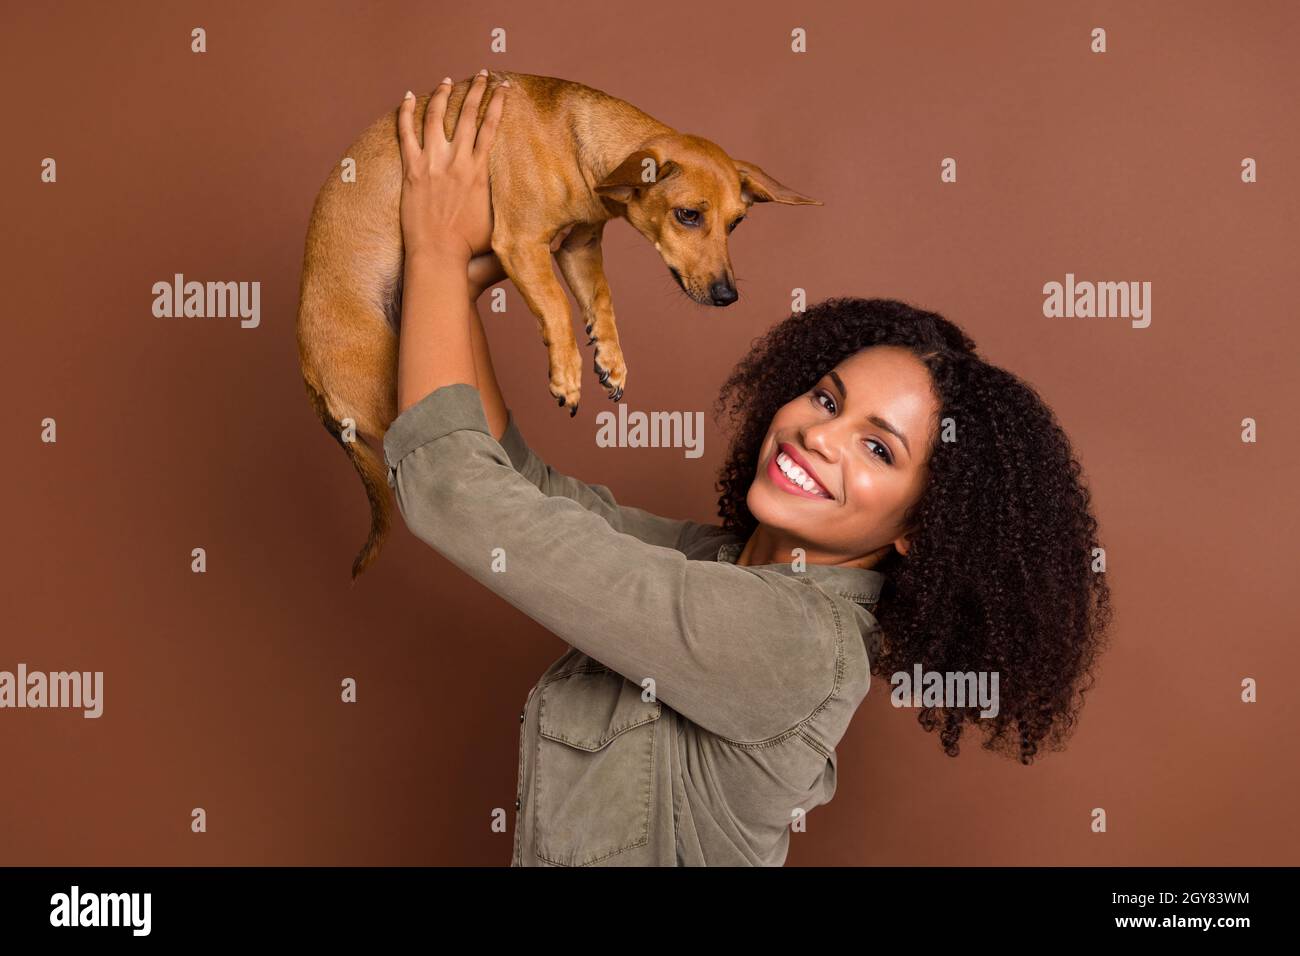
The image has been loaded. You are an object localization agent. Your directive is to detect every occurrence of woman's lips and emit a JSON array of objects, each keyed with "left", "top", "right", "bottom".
[
  {"left": 767, "top": 450, "right": 833, "bottom": 500},
  {"left": 779, "top": 442, "right": 828, "bottom": 489}
]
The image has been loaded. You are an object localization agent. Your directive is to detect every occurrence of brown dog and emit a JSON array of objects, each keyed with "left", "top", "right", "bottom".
[{"left": 296, "top": 70, "right": 820, "bottom": 579}]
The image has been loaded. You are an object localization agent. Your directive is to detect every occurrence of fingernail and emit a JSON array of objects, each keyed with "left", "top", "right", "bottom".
[
  {"left": 478, "top": 68, "right": 488, "bottom": 76},
  {"left": 440, "top": 76, "right": 452, "bottom": 86},
  {"left": 501, "top": 79, "right": 511, "bottom": 88},
  {"left": 403, "top": 90, "right": 414, "bottom": 100}
]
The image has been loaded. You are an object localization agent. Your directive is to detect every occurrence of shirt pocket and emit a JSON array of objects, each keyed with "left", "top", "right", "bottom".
[{"left": 534, "top": 665, "right": 662, "bottom": 866}]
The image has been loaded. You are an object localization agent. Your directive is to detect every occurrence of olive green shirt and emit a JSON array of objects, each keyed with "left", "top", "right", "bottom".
[{"left": 383, "top": 382, "right": 886, "bottom": 866}]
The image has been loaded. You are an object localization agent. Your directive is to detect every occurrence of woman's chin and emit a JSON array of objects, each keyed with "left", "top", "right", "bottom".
[{"left": 748, "top": 485, "right": 818, "bottom": 530}]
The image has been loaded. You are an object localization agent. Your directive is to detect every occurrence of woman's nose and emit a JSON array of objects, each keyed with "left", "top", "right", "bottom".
[{"left": 800, "top": 422, "right": 843, "bottom": 461}]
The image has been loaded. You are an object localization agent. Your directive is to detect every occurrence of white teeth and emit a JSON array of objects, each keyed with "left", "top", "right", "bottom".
[{"left": 776, "top": 452, "right": 827, "bottom": 496}]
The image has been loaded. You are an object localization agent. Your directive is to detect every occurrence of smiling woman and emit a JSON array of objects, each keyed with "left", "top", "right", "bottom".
[{"left": 714, "top": 297, "right": 1113, "bottom": 763}]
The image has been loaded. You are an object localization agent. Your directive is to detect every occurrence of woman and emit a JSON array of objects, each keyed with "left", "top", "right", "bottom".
[{"left": 386, "top": 72, "right": 1112, "bottom": 866}]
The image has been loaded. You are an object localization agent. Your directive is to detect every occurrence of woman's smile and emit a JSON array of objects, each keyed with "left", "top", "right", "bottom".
[{"left": 767, "top": 444, "right": 834, "bottom": 500}]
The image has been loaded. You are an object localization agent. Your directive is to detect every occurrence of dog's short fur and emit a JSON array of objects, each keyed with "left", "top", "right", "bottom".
[{"left": 296, "top": 70, "right": 820, "bottom": 579}]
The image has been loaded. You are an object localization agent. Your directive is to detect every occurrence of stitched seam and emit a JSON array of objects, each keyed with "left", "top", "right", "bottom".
[
  {"left": 538, "top": 709, "right": 660, "bottom": 748},
  {"left": 712, "top": 726, "right": 806, "bottom": 751},
  {"left": 703, "top": 582, "right": 845, "bottom": 751},
  {"left": 513, "top": 683, "right": 535, "bottom": 865},
  {"left": 671, "top": 718, "right": 682, "bottom": 863},
  {"left": 541, "top": 663, "right": 609, "bottom": 684},
  {"left": 797, "top": 728, "right": 832, "bottom": 761},
  {"left": 786, "top": 580, "right": 845, "bottom": 728},
  {"left": 812, "top": 586, "right": 847, "bottom": 726}
]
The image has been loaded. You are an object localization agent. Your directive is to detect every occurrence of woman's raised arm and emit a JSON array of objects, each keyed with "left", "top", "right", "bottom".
[{"left": 465, "top": 253, "right": 510, "bottom": 441}]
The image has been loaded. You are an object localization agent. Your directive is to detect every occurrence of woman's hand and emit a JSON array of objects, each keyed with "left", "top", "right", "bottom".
[{"left": 397, "top": 70, "right": 508, "bottom": 263}]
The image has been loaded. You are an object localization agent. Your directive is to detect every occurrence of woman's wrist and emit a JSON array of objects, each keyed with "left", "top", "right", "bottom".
[
  {"left": 402, "top": 247, "right": 474, "bottom": 306},
  {"left": 401, "top": 250, "right": 490, "bottom": 303},
  {"left": 405, "top": 242, "right": 473, "bottom": 270}
]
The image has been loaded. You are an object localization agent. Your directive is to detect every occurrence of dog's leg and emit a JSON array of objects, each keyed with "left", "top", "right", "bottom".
[
  {"left": 554, "top": 222, "right": 626, "bottom": 403},
  {"left": 493, "top": 237, "right": 584, "bottom": 414},
  {"left": 298, "top": 285, "right": 401, "bottom": 581}
]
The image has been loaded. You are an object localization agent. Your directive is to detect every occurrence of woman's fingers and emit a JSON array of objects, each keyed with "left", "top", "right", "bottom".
[
  {"left": 396, "top": 91, "right": 419, "bottom": 172},
  {"left": 454, "top": 69, "right": 489, "bottom": 156},
  {"left": 422, "top": 76, "right": 454, "bottom": 155},
  {"left": 473, "top": 79, "right": 508, "bottom": 161}
]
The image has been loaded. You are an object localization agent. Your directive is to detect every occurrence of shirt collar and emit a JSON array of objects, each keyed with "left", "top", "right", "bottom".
[{"left": 715, "top": 541, "right": 885, "bottom": 609}]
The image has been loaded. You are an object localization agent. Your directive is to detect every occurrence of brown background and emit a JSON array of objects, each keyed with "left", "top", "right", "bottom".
[{"left": 3, "top": 0, "right": 1297, "bottom": 866}]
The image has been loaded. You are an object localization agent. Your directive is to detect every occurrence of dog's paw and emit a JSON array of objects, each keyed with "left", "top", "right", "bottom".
[
  {"left": 592, "top": 345, "right": 627, "bottom": 403},
  {"left": 548, "top": 359, "right": 583, "bottom": 417}
]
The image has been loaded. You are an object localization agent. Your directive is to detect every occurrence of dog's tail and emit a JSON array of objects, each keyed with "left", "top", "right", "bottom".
[{"left": 301, "top": 374, "right": 393, "bottom": 582}]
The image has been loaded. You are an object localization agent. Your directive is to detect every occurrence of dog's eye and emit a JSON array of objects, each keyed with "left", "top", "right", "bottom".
[
  {"left": 728, "top": 217, "right": 744, "bottom": 233},
  {"left": 674, "top": 208, "right": 701, "bottom": 227}
]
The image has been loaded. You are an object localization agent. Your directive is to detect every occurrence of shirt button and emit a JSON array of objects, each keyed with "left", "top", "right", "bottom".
[
  {"left": 515, "top": 798, "right": 521, "bottom": 810},
  {"left": 519, "top": 710, "right": 525, "bottom": 722}
]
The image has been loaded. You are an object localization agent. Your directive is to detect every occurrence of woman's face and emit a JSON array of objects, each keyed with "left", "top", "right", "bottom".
[{"left": 747, "top": 345, "right": 939, "bottom": 564}]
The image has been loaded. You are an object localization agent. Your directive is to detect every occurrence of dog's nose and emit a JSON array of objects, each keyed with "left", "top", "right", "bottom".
[{"left": 709, "top": 281, "right": 738, "bottom": 306}]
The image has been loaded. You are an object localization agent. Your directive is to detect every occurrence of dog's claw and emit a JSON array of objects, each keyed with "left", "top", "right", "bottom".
[
  {"left": 570, "top": 405, "right": 578, "bottom": 417},
  {"left": 611, "top": 385, "right": 623, "bottom": 402}
]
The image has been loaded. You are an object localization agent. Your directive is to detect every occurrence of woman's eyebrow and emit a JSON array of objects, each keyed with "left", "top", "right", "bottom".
[{"left": 828, "top": 369, "right": 911, "bottom": 457}]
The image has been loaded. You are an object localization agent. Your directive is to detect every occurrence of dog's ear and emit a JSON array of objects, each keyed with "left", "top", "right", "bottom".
[
  {"left": 733, "top": 159, "right": 822, "bottom": 205},
  {"left": 596, "top": 150, "right": 681, "bottom": 203}
]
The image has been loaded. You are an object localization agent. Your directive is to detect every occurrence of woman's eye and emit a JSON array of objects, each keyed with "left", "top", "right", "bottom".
[
  {"left": 866, "top": 440, "right": 893, "bottom": 465},
  {"left": 674, "top": 208, "right": 700, "bottom": 226},
  {"left": 811, "top": 389, "right": 893, "bottom": 464}
]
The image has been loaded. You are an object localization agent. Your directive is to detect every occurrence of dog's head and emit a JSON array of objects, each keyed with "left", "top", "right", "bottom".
[{"left": 594, "top": 133, "right": 820, "bottom": 307}]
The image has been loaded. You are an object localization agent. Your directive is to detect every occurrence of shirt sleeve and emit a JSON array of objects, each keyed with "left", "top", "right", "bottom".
[
  {"left": 383, "top": 382, "right": 844, "bottom": 743},
  {"left": 495, "top": 406, "right": 705, "bottom": 552}
]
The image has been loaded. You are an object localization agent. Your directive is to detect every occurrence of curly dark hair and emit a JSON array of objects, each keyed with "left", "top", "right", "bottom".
[{"left": 712, "top": 297, "right": 1112, "bottom": 764}]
